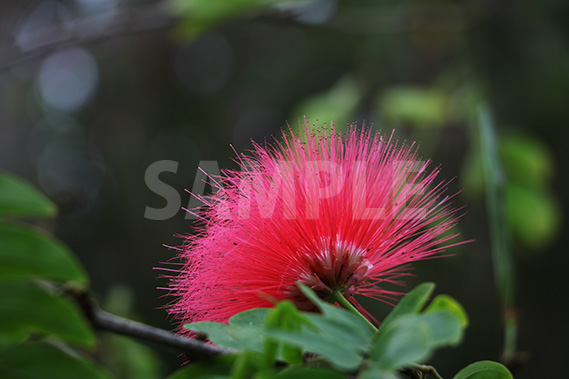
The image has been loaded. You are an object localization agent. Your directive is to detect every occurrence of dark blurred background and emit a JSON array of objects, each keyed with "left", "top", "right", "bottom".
[{"left": 0, "top": 0, "right": 567, "bottom": 377}]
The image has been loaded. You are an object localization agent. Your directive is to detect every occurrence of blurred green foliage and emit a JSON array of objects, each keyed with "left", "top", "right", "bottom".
[
  {"left": 292, "top": 75, "right": 361, "bottom": 131},
  {"left": 0, "top": 342, "right": 106, "bottom": 379},
  {"left": 168, "top": 0, "right": 302, "bottom": 37},
  {"left": 462, "top": 132, "right": 560, "bottom": 252},
  {"left": 0, "top": 223, "right": 88, "bottom": 285},
  {"left": 0, "top": 173, "right": 57, "bottom": 219},
  {"left": 0, "top": 172, "right": 106, "bottom": 377},
  {"left": 378, "top": 76, "right": 561, "bottom": 254},
  {"left": 0, "top": 282, "right": 95, "bottom": 348},
  {"left": 380, "top": 86, "right": 448, "bottom": 128}
]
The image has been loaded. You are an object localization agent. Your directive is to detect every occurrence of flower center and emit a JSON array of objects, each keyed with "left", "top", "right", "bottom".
[{"left": 285, "top": 241, "right": 373, "bottom": 311}]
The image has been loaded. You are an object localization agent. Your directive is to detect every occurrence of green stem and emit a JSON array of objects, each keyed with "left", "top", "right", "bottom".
[
  {"left": 502, "top": 308, "right": 518, "bottom": 364},
  {"left": 330, "top": 291, "right": 377, "bottom": 332},
  {"left": 478, "top": 105, "right": 518, "bottom": 363}
]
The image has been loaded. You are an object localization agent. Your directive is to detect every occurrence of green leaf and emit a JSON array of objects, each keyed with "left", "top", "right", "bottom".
[
  {"left": 358, "top": 369, "right": 400, "bottom": 379},
  {"left": 262, "top": 302, "right": 304, "bottom": 367},
  {"left": 0, "top": 282, "right": 95, "bottom": 348},
  {"left": 303, "top": 313, "right": 372, "bottom": 352},
  {"left": 257, "top": 285, "right": 373, "bottom": 369},
  {"left": 0, "top": 342, "right": 107, "bottom": 379},
  {"left": 275, "top": 367, "right": 346, "bottom": 379},
  {"left": 279, "top": 302, "right": 306, "bottom": 365},
  {"left": 368, "top": 308, "right": 464, "bottom": 371},
  {"left": 167, "top": 354, "right": 236, "bottom": 379},
  {"left": 184, "top": 322, "right": 264, "bottom": 351},
  {"left": 420, "top": 310, "right": 463, "bottom": 346},
  {"left": 229, "top": 308, "right": 271, "bottom": 327},
  {"left": 453, "top": 360, "right": 513, "bottom": 379},
  {"left": 425, "top": 294, "right": 469, "bottom": 328},
  {"left": 186, "top": 303, "right": 305, "bottom": 364},
  {"left": 0, "top": 223, "right": 88, "bottom": 286},
  {"left": 187, "top": 299, "right": 365, "bottom": 370},
  {"left": 298, "top": 284, "right": 375, "bottom": 348},
  {"left": 0, "top": 172, "right": 57, "bottom": 218},
  {"left": 263, "top": 328, "right": 363, "bottom": 371},
  {"left": 263, "top": 304, "right": 287, "bottom": 368},
  {"left": 368, "top": 315, "right": 431, "bottom": 371},
  {"left": 230, "top": 349, "right": 261, "bottom": 379},
  {"left": 0, "top": 329, "right": 28, "bottom": 350},
  {"left": 380, "top": 282, "right": 435, "bottom": 329}
]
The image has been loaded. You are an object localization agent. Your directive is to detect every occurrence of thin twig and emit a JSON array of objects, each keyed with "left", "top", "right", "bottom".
[
  {"left": 408, "top": 362, "right": 443, "bottom": 379},
  {"left": 71, "top": 289, "right": 234, "bottom": 360},
  {"left": 92, "top": 309, "right": 234, "bottom": 359},
  {"left": 0, "top": 2, "right": 176, "bottom": 73}
]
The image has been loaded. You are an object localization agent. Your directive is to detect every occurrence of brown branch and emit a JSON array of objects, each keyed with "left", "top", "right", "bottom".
[{"left": 71, "top": 289, "right": 234, "bottom": 360}]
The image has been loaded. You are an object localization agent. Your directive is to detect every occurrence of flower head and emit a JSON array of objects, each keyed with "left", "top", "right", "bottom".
[{"left": 166, "top": 121, "right": 465, "bottom": 328}]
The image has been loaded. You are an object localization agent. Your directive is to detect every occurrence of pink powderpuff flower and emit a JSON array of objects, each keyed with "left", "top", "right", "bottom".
[{"left": 165, "top": 120, "right": 467, "bottom": 329}]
